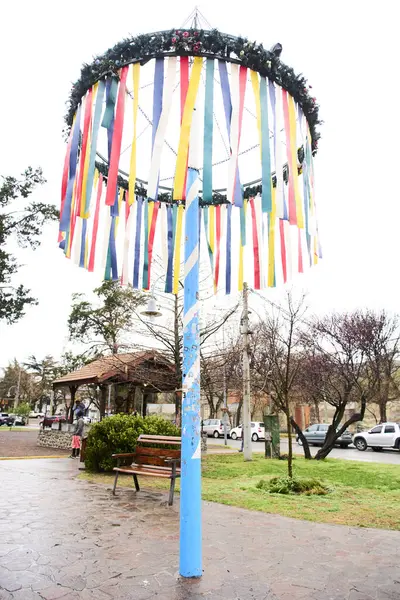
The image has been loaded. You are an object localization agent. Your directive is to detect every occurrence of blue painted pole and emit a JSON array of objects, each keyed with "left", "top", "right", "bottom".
[{"left": 179, "top": 162, "right": 201, "bottom": 575}]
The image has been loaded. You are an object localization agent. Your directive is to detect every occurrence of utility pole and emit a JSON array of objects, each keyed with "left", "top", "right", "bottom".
[
  {"left": 241, "top": 282, "right": 252, "bottom": 461},
  {"left": 14, "top": 367, "right": 21, "bottom": 409},
  {"left": 222, "top": 325, "right": 228, "bottom": 446}
]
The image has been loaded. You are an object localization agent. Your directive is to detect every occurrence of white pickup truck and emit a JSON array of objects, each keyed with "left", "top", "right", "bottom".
[{"left": 353, "top": 422, "right": 400, "bottom": 452}]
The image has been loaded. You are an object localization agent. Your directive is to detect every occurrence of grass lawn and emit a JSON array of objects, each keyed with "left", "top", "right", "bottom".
[{"left": 79, "top": 454, "right": 400, "bottom": 531}]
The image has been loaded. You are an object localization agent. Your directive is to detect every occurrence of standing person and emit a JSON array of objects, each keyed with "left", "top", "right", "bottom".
[{"left": 70, "top": 414, "right": 84, "bottom": 459}]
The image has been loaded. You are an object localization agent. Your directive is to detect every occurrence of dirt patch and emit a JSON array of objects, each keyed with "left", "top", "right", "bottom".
[{"left": 0, "top": 430, "right": 69, "bottom": 457}]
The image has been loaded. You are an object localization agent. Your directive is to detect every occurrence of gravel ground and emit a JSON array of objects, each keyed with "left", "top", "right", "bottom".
[{"left": 0, "top": 429, "right": 69, "bottom": 458}]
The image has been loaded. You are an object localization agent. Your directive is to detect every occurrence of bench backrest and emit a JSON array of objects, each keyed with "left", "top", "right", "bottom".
[{"left": 135, "top": 434, "right": 181, "bottom": 468}]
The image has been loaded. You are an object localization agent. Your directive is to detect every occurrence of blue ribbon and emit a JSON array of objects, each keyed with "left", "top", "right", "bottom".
[
  {"left": 165, "top": 204, "right": 174, "bottom": 293},
  {"left": 218, "top": 61, "right": 242, "bottom": 207},
  {"left": 133, "top": 197, "right": 143, "bottom": 288},
  {"left": 60, "top": 104, "right": 81, "bottom": 232}
]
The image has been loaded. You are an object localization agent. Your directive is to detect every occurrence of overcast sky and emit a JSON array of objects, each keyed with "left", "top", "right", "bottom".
[{"left": 0, "top": 0, "right": 399, "bottom": 369}]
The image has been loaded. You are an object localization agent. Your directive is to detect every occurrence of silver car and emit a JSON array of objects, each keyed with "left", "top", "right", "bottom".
[
  {"left": 202, "top": 419, "right": 231, "bottom": 438},
  {"left": 296, "top": 423, "right": 352, "bottom": 448}
]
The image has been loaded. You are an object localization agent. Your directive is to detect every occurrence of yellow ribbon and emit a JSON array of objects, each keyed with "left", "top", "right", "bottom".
[
  {"left": 129, "top": 63, "right": 140, "bottom": 205},
  {"left": 80, "top": 84, "right": 97, "bottom": 218},
  {"left": 173, "top": 205, "right": 184, "bottom": 294},
  {"left": 115, "top": 188, "right": 124, "bottom": 234},
  {"left": 173, "top": 57, "right": 203, "bottom": 200},
  {"left": 288, "top": 95, "right": 304, "bottom": 228},
  {"left": 268, "top": 188, "right": 277, "bottom": 287},
  {"left": 250, "top": 71, "right": 262, "bottom": 157}
]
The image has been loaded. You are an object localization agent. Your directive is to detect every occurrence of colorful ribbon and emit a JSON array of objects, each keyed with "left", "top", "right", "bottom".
[
  {"left": 105, "top": 67, "right": 129, "bottom": 206},
  {"left": 173, "top": 57, "right": 203, "bottom": 200},
  {"left": 129, "top": 63, "right": 140, "bottom": 205},
  {"left": 203, "top": 59, "right": 214, "bottom": 202}
]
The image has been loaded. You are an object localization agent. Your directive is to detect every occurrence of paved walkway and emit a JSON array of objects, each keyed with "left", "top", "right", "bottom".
[
  {"left": 0, "top": 459, "right": 399, "bottom": 600},
  {"left": 0, "top": 431, "right": 68, "bottom": 458}
]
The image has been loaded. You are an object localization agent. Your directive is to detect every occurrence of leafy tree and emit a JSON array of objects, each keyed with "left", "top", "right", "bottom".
[
  {"left": 14, "top": 402, "right": 31, "bottom": 418},
  {"left": 0, "top": 361, "right": 35, "bottom": 406},
  {"left": 24, "top": 355, "right": 58, "bottom": 410},
  {"left": 0, "top": 167, "right": 58, "bottom": 323},
  {"left": 68, "top": 280, "right": 146, "bottom": 354}
]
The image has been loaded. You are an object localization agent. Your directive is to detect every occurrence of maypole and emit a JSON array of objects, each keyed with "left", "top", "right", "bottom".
[
  {"left": 58, "top": 18, "right": 322, "bottom": 579},
  {"left": 180, "top": 107, "right": 201, "bottom": 577}
]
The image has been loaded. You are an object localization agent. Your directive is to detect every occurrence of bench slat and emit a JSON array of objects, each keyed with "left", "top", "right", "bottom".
[{"left": 114, "top": 467, "right": 181, "bottom": 478}]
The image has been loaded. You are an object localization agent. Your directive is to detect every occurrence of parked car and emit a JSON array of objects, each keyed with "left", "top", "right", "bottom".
[
  {"left": 0, "top": 413, "right": 13, "bottom": 426},
  {"left": 230, "top": 422, "right": 265, "bottom": 442},
  {"left": 296, "top": 423, "right": 353, "bottom": 448},
  {"left": 353, "top": 422, "right": 400, "bottom": 452},
  {"left": 29, "top": 411, "right": 45, "bottom": 419},
  {"left": 201, "top": 419, "right": 231, "bottom": 438},
  {"left": 7, "top": 415, "right": 26, "bottom": 426},
  {"left": 40, "top": 415, "right": 67, "bottom": 429}
]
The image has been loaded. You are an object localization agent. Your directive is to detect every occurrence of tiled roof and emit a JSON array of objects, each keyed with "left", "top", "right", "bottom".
[{"left": 53, "top": 351, "right": 175, "bottom": 388}]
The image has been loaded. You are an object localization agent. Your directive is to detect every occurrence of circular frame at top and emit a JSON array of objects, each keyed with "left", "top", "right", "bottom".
[{"left": 65, "top": 27, "right": 321, "bottom": 153}]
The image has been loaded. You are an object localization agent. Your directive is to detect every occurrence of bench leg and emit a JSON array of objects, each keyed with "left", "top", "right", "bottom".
[
  {"left": 168, "top": 476, "right": 176, "bottom": 506},
  {"left": 112, "top": 471, "right": 119, "bottom": 496},
  {"left": 133, "top": 474, "right": 140, "bottom": 492}
]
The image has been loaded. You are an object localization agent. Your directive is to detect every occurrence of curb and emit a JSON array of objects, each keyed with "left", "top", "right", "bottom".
[{"left": 0, "top": 455, "right": 69, "bottom": 461}]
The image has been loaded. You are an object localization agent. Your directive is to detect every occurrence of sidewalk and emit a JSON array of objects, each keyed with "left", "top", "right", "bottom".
[{"left": 0, "top": 458, "right": 399, "bottom": 599}]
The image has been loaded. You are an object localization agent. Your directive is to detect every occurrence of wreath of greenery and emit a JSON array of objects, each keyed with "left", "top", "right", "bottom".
[{"left": 66, "top": 28, "right": 321, "bottom": 154}]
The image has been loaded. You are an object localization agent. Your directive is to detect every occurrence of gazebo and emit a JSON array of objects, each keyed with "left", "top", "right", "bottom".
[{"left": 53, "top": 351, "right": 177, "bottom": 421}]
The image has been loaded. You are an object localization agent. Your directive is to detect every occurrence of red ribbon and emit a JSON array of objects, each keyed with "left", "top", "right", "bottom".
[
  {"left": 147, "top": 201, "right": 160, "bottom": 289},
  {"left": 75, "top": 88, "right": 93, "bottom": 214},
  {"left": 105, "top": 66, "right": 129, "bottom": 206},
  {"left": 232, "top": 66, "right": 247, "bottom": 204},
  {"left": 279, "top": 219, "right": 287, "bottom": 283},
  {"left": 88, "top": 174, "right": 103, "bottom": 272},
  {"left": 298, "top": 228, "right": 303, "bottom": 274},
  {"left": 282, "top": 90, "right": 297, "bottom": 225},
  {"left": 250, "top": 198, "right": 261, "bottom": 289}
]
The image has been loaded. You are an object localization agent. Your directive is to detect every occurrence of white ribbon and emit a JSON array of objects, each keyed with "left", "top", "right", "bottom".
[{"left": 147, "top": 57, "right": 177, "bottom": 200}]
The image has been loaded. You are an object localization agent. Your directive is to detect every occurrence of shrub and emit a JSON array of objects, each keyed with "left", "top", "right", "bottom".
[
  {"left": 84, "top": 414, "right": 180, "bottom": 472},
  {"left": 256, "top": 476, "right": 330, "bottom": 496}
]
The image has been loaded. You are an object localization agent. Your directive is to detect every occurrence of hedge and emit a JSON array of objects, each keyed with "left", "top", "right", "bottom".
[{"left": 84, "top": 414, "right": 180, "bottom": 472}]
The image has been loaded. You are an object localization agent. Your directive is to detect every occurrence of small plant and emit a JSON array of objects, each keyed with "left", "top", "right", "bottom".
[
  {"left": 256, "top": 476, "right": 330, "bottom": 496},
  {"left": 84, "top": 414, "right": 180, "bottom": 472},
  {"left": 14, "top": 402, "right": 31, "bottom": 418}
]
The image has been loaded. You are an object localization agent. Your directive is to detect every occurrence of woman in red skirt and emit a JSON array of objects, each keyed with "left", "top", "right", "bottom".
[{"left": 70, "top": 414, "right": 84, "bottom": 459}]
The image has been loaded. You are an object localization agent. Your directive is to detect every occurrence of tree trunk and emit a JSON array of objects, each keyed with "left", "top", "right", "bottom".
[
  {"left": 68, "top": 386, "right": 77, "bottom": 424},
  {"left": 236, "top": 397, "right": 243, "bottom": 426},
  {"left": 290, "top": 416, "right": 312, "bottom": 459},
  {"left": 379, "top": 400, "right": 387, "bottom": 423},
  {"left": 315, "top": 397, "right": 366, "bottom": 460},
  {"left": 285, "top": 401, "right": 293, "bottom": 478},
  {"left": 99, "top": 386, "right": 107, "bottom": 421}
]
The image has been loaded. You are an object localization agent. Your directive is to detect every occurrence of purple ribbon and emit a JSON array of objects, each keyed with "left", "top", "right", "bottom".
[{"left": 133, "top": 197, "right": 143, "bottom": 288}]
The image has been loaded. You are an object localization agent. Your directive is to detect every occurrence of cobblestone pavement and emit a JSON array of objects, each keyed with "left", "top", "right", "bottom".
[
  {"left": 0, "top": 431, "right": 68, "bottom": 458},
  {"left": 0, "top": 459, "right": 399, "bottom": 600}
]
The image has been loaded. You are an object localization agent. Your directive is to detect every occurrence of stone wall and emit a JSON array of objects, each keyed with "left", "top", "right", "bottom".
[{"left": 37, "top": 430, "right": 74, "bottom": 450}]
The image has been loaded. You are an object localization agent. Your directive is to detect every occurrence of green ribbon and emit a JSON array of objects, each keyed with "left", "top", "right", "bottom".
[
  {"left": 101, "top": 78, "right": 118, "bottom": 129},
  {"left": 260, "top": 76, "right": 272, "bottom": 213},
  {"left": 203, "top": 59, "right": 214, "bottom": 202}
]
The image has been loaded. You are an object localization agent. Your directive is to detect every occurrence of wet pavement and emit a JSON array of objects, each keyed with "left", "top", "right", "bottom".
[
  {"left": 0, "top": 458, "right": 399, "bottom": 600},
  {"left": 0, "top": 430, "right": 68, "bottom": 458}
]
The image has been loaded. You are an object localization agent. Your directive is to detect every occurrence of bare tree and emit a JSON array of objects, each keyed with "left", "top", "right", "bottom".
[{"left": 256, "top": 293, "right": 308, "bottom": 476}]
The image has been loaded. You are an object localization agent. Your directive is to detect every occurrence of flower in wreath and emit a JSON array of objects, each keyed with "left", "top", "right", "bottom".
[{"left": 183, "top": 31, "right": 189, "bottom": 38}]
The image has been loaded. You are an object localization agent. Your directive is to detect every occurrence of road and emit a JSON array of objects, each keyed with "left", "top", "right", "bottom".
[{"left": 211, "top": 436, "right": 400, "bottom": 464}]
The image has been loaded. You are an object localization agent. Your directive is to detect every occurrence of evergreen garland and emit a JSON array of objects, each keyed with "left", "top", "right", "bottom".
[{"left": 66, "top": 28, "right": 321, "bottom": 153}]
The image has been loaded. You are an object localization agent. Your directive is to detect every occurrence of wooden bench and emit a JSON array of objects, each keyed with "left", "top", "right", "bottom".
[{"left": 112, "top": 434, "right": 181, "bottom": 506}]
